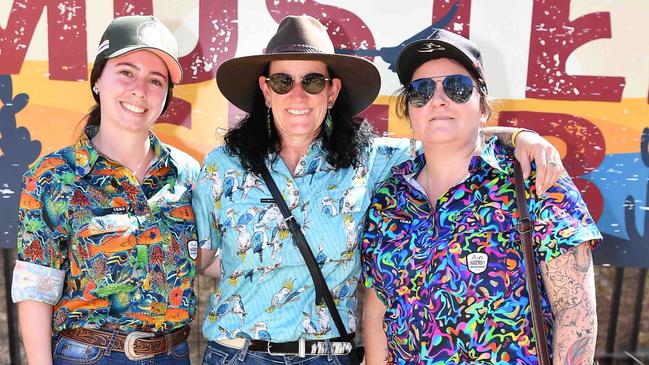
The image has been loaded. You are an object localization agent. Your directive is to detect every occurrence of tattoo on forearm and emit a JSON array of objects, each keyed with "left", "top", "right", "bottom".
[
  {"left": 564, "top": 337, "right": 591, "bottom": 365},
  {"left": 541, "top": 243, "right": 597, "bottom": 365}
]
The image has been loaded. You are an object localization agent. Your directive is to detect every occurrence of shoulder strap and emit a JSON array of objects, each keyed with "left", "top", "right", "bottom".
[
  {"left": 259, "top": 165, "right": 360, "bottom": 364},
  {"left": 513, "top": 161, "right": 551, "bottom": 365}
]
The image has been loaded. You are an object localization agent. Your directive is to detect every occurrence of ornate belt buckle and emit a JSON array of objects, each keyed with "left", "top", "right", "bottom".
[{"left": 124, "top": 331, "right": 155, "bottom": 361}]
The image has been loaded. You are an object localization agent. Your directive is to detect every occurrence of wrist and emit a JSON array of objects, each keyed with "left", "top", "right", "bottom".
[{"left": 511, "top": 128, "right": 538, "bottom": 148}]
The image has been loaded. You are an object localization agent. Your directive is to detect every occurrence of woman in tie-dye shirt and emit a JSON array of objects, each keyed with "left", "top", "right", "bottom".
[{"left": 361, "top": 30, "right": 602, "bottom": 364}]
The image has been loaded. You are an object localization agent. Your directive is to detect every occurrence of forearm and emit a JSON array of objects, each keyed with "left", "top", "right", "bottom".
[
  {"left": 482, "top": 126, "right": 520, "bottom": 147},
  {"left": 362, "top": 288, "right": 389, "bottom": 365},
  {"left": 18, "top": 300, "right": 54, "bottom": 365},
  {"left": 541, "top": 243, "right": 597, "bottom": 365},
  {"left": 198, "top": 248, "right": 221, "bottom": 278}
]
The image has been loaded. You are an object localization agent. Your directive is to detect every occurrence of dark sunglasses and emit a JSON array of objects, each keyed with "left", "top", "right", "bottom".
[
  {"left": 406, "top": 74, "right": 476, "bottom": 107},
  {"left": 266, "top": 73, "right": 331, "bottom": 95}
]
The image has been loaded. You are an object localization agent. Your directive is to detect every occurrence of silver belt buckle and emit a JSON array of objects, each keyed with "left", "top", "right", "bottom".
[
  {"left": 267, "top": 338, "right": 306, "bottom": 357},
  {"left": 124, "top": 331, "right": 155, "bottom": 361}
]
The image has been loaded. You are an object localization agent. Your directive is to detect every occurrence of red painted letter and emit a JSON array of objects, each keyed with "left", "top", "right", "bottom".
[
  {"left": 432, "top": 0, "right": 472, "bottom": 38},
  {"left": 499, "top": 111, "right": 605, "bottom": 221},
  {"left": 0, "top": 0, "right": 87, "bottom": 80},
  {"left": 526, "top": 0, "right": 625, "bottom": 101}
]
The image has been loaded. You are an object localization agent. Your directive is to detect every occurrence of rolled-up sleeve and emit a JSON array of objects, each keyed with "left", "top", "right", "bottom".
[{"left": 12, "top": 260, "right": 65, "bottom": 305}]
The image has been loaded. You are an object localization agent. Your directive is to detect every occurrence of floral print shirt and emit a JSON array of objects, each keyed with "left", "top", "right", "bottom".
[
  {"left": 12, "top": 127, "right": 199, "bottom": 333},
  {"left": 362, "top": 137, "right": 602, "bottom": 364}
]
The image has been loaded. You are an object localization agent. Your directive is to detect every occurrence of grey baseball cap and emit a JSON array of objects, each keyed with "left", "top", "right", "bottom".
[{"left": 94, "top": 15, "right": 182, "bottom": 84}]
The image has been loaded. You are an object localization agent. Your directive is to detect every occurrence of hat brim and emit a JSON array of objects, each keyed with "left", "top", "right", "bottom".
[
  {"left": 216, "top": 53, "right": 380, "bottom": 116},
  {"left": 107, "top": 46, "right": 183, "bottom": 84},
  {"left": 396, "top": 39, "right": 485, "bottom": 91}
]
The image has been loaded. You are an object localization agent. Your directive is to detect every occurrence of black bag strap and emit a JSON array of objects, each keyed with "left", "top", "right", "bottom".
[
  {"left": 513, "top": 161, "right": 551, "bottom": 365},
  {"left": 259, "top": 165, "right": 360, "bottom": 364}
]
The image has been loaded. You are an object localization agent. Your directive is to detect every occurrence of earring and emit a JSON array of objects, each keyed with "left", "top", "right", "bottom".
[
  {"left": 92, "top": 85, "right": 99, "bottom": 94},
  {"left": 409, "top": 137, "right": 418, "bottom": 157},
  {"left": 324, "top": 109, "right": 333, "bottom": 138},
  {"left": 266, "top": 107, "right": 272, "bottom": 138}
]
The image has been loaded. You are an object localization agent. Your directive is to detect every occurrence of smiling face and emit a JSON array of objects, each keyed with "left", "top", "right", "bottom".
[
  {"left": 408, "top": 58, "right": 484, "bottom": 147},
  {"left": 258, "top": 60, "right": 341, "bottom": 145},
  {"left": 94, "top": 50, "right": 169, "bottom": 135}
]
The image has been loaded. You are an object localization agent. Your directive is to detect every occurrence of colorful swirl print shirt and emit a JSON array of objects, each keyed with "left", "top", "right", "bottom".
[
  {"left": 12, "top": 127, "right": 199, "bottom": 333},
  {"left": 193, "top": 138, "right": 412, "bottom": 342},
  {"left": 362, "top": 137, "right": 602, "bottom": 364}
]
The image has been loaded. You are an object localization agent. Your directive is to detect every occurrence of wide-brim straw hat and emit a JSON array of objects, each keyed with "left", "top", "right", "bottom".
[{"left": 216, "top": 15, "right": 380, "bottom": 116}]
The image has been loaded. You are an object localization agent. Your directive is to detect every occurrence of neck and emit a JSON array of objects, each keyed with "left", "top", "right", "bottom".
[
  {"left": 279, "top": 137, "right": 314, "bottom": 175},
  {"left": 91, "top": 126, "right": 153, "bottom": 182},
  {"left": 419, "top": 138, "right": 481, "bottom": 201}
]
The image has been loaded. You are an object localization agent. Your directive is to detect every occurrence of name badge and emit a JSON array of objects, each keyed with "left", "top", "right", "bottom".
[{"left": 467, "top": 252, "right": 488, "bottom": 274}]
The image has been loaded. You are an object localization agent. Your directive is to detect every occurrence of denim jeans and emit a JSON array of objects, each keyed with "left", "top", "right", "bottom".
[
  {"left": 202, "top": 340, "right": 353, "bottom": 365},
  {"left": 52, "top": 334, "right": 190, "bottom": 365}
]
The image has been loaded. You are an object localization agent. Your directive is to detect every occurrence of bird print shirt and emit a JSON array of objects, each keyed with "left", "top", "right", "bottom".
[
  {"left": 194, "top": 137, "right": 412, "bottom": 342},
  {"left": 12, "top": 127, "right": 200, "bottom": 333},
  {"left": 361, "top": 137, "right": 602, "bottom": 364}
]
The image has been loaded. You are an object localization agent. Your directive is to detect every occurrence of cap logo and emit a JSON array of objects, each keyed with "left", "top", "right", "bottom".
[
  {"left": 137, "top": 21, "right": 164, "bottom": 48},
  {"left": 96, "top": 39, "right": 110, "bottom": 57},
  {"left": 417, "top": 42, "right": 445, "bottom": 53}
]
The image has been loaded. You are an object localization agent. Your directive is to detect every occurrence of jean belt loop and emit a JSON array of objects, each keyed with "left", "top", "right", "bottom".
[
  {"left": 104, "top": 330, "right": 118, "bottom": 357},
  {"left": 238, "top": 338, "right": 251, "bottom": 361},
  {"left": 325, "top": 339, "right": 334, "bottom": 361}
]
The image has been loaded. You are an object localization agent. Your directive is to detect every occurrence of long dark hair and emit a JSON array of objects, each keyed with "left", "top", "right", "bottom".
[
  {"left": 224, "top": 67, "right": 375, "bottom": 174},
  {"left": 84, "top": 57, "right": 175, "bottom": 127}
]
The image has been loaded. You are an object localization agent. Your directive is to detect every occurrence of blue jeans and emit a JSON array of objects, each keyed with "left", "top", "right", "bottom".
[
  {"left": 52, "top": 335, "right": 190, "bottom": 365},
  {"left": 202, "top": 341, "right": 352, "bottom": 365}
]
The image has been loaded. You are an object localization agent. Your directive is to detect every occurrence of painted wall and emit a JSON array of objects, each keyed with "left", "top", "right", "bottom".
[{"left": 0, "top": 1, "right": 647, "bottom": 266}]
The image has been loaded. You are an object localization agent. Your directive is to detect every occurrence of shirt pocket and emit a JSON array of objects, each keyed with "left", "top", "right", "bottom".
[{"left": 162, "top": 203, "right": 198, "bottom": 262}]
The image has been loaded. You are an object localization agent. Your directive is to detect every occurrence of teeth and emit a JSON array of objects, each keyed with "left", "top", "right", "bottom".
[
  {"left": 287, "top": 109, "right": 308, "bottom": 115},
  {"left": 122, "top": 102, "right": 146, "bottom": 114}
]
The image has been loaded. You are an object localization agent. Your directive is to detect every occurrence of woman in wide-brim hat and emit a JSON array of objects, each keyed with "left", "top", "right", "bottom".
[{"left": 194, "top": 15, "right": 564, "bottom": 365}]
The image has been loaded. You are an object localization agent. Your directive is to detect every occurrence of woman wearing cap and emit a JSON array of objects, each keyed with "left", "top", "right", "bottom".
[
  {"left": 12, "top": 16, "right": 197, "bottom": 364},
  {"left": 361, "top": 29, "right": 602, "bottom": 364},
  {"left": 194, "top": 15, "right": 564, "bottom": 365}
]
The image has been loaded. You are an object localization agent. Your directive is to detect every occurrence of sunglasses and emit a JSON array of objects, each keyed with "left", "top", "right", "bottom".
[
  {"left": 266, "top": 73, "right": 331, "bottom": 95},
  {"left": 406, "top": 74, "right": 476, "bottom": 107}
]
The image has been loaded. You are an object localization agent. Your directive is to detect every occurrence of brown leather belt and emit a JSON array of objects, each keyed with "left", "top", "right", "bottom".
[{"left": 60, "top": 326, "right": 190, "bottom": 361}]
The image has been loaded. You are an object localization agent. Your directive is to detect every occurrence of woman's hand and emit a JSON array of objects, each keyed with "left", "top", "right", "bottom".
[{"left": 513, "top": 131, "right": 564, "bottom": 195}]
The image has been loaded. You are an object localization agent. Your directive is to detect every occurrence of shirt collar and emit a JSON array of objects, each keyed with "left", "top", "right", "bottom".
[
  {"left": 391, "top": 136, "right": 514, "bottom": 178},
  {"left": 267, "top": 138, "right": 329, "bottom": 174},
  {"left": 73, "top": 125, "right": 172, "bottom": 177},
  {"left": 468, "top": 136, "right": 515, "bottom": 176}
]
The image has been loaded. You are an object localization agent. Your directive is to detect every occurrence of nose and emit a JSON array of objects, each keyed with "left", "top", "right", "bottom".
[
  {"left": 130, "top": 77, "right": 147, "bottom": 98},
  {"left": 428, "top": 80, "right": 448, "bottom": 107},
  {"left": 288, "top": 80, "right": 309, "bottom": 98}
]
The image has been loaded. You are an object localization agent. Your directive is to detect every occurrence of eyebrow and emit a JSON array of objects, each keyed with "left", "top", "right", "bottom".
[{"left": 115, "top": 62, "right": 168, "bottom": 81}]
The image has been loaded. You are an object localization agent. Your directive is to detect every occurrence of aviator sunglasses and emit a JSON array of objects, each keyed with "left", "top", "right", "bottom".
[
  {"left": 266, "top": 73, "right": 331, "bottom": 95},
  {"left": 407, "top": 74, "right": 476, "bottom": 107}
]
